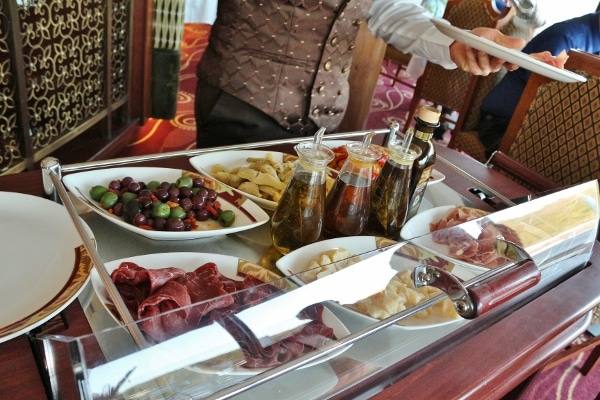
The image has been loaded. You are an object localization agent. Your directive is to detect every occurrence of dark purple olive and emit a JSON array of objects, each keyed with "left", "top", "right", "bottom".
[
  {"left": 154, "top": 188, "right": 169, "bottom": 202},
  {"left": 153, "top": 217, "right": 167, "bottom": 231},
  {"left": 139, "top": 189, "right": 152, "bottom": 197},
  {"left": 192, "top": 195, "right": 205, "bottom": 209},
  {"left": 112, "top": 202, "right": 124, "bottom": 217},
  {"left": 179, "top": 197, "right": 193, "bottom": 211},
  {"left": 179, "top": 187, "right": 193, "bottom": 198},
  {"left": 137, "top": 196, "right": 153, "bottom": 209},
  {"left": 159, "top": 181, "right": 171, "bottom": 190},
  {"left": 195, "top": 208, "right": 209, "bottom": 221},
  {"left": 166, "top": 218, "right": 185, "bottom": 231},
  {"left": 121, "top": 177, "right": 134, "bottom": 187},
  {"left": 132, "top": 213, "right": 147, "bottom": 227},
  {"left": 168, "top": 187, "right": 180, "bottom": 198},
  {"left": 168, "top": 195, "right": 179, "bottom": 203},
  {"left": 108, "top": 180, "right": 121, "bottom": 191},
  {"left": 192, "top": 177, "right": 205, "bottom": 188},
  {"left": 196, "top": 188, "right": 208, "bottom": 199},
  {"left": 128, "top": 181, "right": 142, "bottom": 193},
  {"left": 206, "top": 189, "right": 218, "bottom": 202}
]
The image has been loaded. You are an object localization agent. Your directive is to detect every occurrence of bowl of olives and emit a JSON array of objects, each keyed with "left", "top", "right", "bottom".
[{"left": 63, "top": 167, "right": 270, "bottom": 240}]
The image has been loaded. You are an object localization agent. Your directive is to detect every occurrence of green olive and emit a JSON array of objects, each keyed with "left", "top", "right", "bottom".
[
  {"left": 218, "top": 210, "right": 236, "bottom": 227},
  {"left": 100, "top": 192, "right": 119, "bottom": 209},
  {"left": 151, "top": 202, "right": 171, "bottom": 219},
  {"left": 90, "top": 185, "right": 108, "bottom": 202},
  {"left": 176, "top": 176, "right": 193, "bottom": 189},
  {"left": 169, "top": 206, "right": 187, "bottom": 220},
  {"left": 121, "top": 191, "right": 138, "bottom": 203},
  {"left": 146, "top": 180, "right": 160, "bottom": 190}
]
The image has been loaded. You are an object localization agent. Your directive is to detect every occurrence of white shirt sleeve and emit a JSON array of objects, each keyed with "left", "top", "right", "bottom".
[{"left": 367, "top": 0, "right": 458, "bottom": 69}]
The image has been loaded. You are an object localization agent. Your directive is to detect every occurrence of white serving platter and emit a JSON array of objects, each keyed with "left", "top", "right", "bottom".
[
  {"left": 431, "top": 18, "right": 586, "bottom": 83},
  {"left": 63, "top": 167, "right": 269, "bottom": 240}
]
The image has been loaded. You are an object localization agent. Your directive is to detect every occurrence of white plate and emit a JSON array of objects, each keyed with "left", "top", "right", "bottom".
[
  {"left": 189, "top": 150, "right": 294, "bottom": 211},
  {"left": 431, "top": 18, "right": 587, "bottom": 83},
  {"left": 92, "top": 252, "right": 350, "bottom": 375},
  {"left": 275, "top": 236, "right": 464, "bottom": 329},
  {"left": 323, "top": 140, "right": 445, "bottom": 185},
  {"left": 428, "top": 169, "right": 445, "bottom": 185},
  {"left": 401, "top": 205, "right": 497, "bottom": 276},
  {"left": 400, "top": 205, "right": 458, "bottom": 240},
  {"left": 63, "top": 167, "right": 269, "bottom": 240},
  {"left": 0, "top": 192, "right": 94, "bottom": 343}
]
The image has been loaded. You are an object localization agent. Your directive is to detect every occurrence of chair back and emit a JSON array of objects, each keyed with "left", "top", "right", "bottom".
[
  {"left": 404, "top": 0, "right": 508, "bottom": 133},
  {"left": 497, "top": 49, "right": 600, "bottom": 187}
]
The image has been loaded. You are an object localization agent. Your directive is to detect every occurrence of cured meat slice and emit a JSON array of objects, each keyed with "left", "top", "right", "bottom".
[
  {"left": 111, "top": 261, "right": 186, "bottom": 294},
  {"left": 111, "top": 262, "right": 149, "bottom": 286},
  {"left": 430, "top": 208, "right": 523, "bottom": 268},
  {"left": 228, "top": 304, "right": 335, "bottom": 369},
  {"left": 138, "top": 280, "right": 192, "bottom": 342},
  {"left": 110, "top": 261, "right": 337, "bottom": 369},
  {"left": 174, "top": 263, "right": 236, "bottom": 326}
]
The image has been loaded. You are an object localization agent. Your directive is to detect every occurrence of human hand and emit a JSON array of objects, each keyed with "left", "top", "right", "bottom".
[
  {"left": 449, "top": 27, "right": 526, "bottom": 75},
  {"left": 528, "top": 50, "right": 568, "bottom": 69}
]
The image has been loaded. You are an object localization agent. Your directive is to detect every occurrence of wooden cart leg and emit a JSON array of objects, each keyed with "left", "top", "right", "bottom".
[{"left": 580, "top": 344, "right": 600, "bottom": 375}]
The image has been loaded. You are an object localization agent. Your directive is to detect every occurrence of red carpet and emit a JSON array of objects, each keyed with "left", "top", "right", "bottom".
[
  {"left": 117, "top": 23, "right": 210, "bottom": 157},
  {"left": 116, "top": 24, "right": 600, "bottom": 399}
]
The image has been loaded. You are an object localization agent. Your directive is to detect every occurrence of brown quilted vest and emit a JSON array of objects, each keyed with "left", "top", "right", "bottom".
[{"left": 196, "top": 0, "right": 373, "bottom": 134}]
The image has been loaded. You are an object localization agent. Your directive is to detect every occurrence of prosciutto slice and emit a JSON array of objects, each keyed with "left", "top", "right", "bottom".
[{"left": 430, "top": 208, "right": 522, "bottom": 268}]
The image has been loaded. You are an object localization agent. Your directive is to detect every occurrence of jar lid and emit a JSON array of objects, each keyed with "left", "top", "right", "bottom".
[
  {"left": 388, "top": 142, "right": 422, "bottom": 164},
  {"left": 295, "top": 142, "right": 335, "bottom": 166},
  {"left": 417, "top": 105, "right": 441, "bottom": 124},
  {"left": 346, "top": 142, "right": 383, "bottom": 163}
]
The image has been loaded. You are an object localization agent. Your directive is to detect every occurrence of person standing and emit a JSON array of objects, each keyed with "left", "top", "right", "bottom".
[{"left": 195, "top": 0, "right": 526, "bottom": 148}]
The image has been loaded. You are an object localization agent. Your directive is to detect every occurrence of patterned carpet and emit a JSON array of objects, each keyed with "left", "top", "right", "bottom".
[{"left": 116, "top": 24, "right": 600, "bottom": 399}]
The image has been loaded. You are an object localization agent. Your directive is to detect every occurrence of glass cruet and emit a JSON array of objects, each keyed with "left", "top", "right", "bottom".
[
  {"left": 367, "top": 131, "right": 422, "bottom": 240},
  {"left": 323, "top": 132, "right": 382, "bottom": 238},
  {"left": 271, "top": 130, "right": 334, "bottom": 255}
]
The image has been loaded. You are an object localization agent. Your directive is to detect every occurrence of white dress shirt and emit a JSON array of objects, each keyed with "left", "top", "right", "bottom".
[{"left": 368, "top": 0, "right": 457, "bottom": 69}]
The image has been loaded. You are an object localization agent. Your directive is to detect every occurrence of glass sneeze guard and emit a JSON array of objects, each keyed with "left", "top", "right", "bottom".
[{"left": 37, "top": 141, "right": 600, "bottom": 399}]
